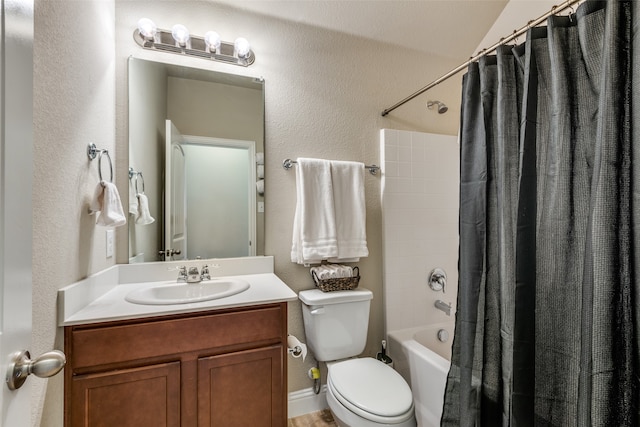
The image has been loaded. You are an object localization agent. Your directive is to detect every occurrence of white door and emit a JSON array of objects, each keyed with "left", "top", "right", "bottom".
[
  {"left": 1, "top": 1, "right": 33, "bottom": 424},
  {"left": 165, "top": 120, "right": 187, "bottom": 260}
]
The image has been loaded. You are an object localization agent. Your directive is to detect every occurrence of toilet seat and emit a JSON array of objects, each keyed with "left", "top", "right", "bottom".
[{"left": 327, "top": 358, "right": 414, "bottom": 424}]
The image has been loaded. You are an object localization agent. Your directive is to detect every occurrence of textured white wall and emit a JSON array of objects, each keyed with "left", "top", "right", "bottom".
[{"left": 32, "top": 0, "right": 116, "bottom": 425}]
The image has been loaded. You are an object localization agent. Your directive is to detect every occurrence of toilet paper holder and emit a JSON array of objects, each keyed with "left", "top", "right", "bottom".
[
  {"left": 289, "top": 346, "right": 303, "bottom": 357},
  {"left": 287, "top": 334, "right": 307, "bottom": 361}
]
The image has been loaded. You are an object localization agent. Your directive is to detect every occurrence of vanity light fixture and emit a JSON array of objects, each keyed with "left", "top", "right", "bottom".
[{"left": 133, "top": 18, "right": 255, "bottom": 67}]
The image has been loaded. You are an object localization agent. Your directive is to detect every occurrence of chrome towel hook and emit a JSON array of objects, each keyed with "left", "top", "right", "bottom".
[{"left": 87, "top": 143, "right": 113, "bottom": 183}]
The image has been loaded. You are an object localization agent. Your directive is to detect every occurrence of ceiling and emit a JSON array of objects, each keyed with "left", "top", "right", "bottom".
[{"left": 213, "top": 0, "right": 511, "bottom": 62}]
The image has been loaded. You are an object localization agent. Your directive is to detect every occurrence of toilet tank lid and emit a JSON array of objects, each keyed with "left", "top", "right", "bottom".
[{"left": 298, "top": 288, "right": 373, "bottom": 305}]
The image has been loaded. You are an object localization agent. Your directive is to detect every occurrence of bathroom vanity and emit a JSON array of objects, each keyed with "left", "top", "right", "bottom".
[{"left": 59, "top": 257, "right": 296, "bottom": 427}]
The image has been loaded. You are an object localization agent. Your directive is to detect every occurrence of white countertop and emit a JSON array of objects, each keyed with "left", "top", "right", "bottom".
[{"left": 58, "top": 257, "right": 297, "bottom": 326}]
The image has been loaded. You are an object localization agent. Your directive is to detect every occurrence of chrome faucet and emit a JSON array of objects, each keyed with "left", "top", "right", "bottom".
[
  {"left": 187, "top": 266, "right": 200, "bottom": 283},
  {"left": 176, "top": 265, "right": 212, "bottom": 283},
  {"left": 435, "top": 300, "right": 452, "bottom": 316}
]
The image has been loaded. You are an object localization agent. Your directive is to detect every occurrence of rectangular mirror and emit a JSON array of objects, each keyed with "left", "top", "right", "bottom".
[{"left": 128, "top": 57, "right": 265, "bottom": 263}]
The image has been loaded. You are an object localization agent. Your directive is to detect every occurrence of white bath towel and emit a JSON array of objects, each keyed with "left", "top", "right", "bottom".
[
  {"left": 89, "top": 181, "right": 126, "bottom": 227},
  {"left": 328, "top": 161, "right": 369, "bottom": 262},
  {"left": 135, "top": 193, "right": 155, "bottom": 225},
  {"left": 291, "top": 158, "right": 338, "bottom": 265},
  {"left": 128, "top": 178, "right": 138, "bottom": 215}
]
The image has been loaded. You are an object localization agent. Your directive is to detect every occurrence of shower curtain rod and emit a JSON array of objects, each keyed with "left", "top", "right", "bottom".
[{"left": 381, "top": 0, "right": 583, "bottom": 117}]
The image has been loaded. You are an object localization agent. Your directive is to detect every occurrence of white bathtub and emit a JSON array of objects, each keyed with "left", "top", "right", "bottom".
[{"left": 387, "top": 323, "right": 453, "bottom": 427}]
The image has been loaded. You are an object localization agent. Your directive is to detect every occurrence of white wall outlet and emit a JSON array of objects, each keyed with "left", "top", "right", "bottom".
[
  {"left": 106, "top": 229, "right": 114, "bottom": 258},
  {"left": 258, "top": 201, "right": 265, "bottom": 213}
]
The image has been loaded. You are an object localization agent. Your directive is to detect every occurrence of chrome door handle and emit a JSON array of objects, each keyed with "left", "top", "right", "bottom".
[{"left": 6, "top": 350, "right": 66, "bottom": 390}]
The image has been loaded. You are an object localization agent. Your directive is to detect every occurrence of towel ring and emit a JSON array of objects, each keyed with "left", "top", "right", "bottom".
[
  {"left": 87, "top": 143, "right": 113, "bottom": 183},
  {"left": 135, "top": 172, "right": 145, "bottom": 194}
]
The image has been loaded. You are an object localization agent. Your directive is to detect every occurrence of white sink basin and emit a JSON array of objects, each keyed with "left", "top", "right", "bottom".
[{"left": 125, "top": 279, "right": 251, "bottom": 305}]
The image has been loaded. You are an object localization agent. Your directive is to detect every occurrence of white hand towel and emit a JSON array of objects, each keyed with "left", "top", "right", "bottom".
[
  {"left": 89, "top": 181, "right": 127, "bottom": 227},
  {"left": 328, "top": 161, "right": 369, "bottom": 262},
  {"left": 334, "top": 264, "right": 353, "bottom": 278},
  {"left": 310, "top": 264, "right": 354, "bottom": 280},
  {"left": 128, "top": 178, "right": 138, "bottom": 215},
  {"left": 135, "top": 193, "right": 155, "bottom": 225},
  {"left": 291, "top": 158, "right": 338, "bottom": 264}
]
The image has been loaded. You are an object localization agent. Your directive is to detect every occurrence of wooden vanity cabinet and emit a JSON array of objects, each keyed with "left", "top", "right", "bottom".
[{"left": 64, "top": 303, "right": 288, "bottom": 427}]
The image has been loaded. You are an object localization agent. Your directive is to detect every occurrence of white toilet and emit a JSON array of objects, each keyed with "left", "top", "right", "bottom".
[{"left": 299, "top": 288, "right": 416, "bottom": 427}]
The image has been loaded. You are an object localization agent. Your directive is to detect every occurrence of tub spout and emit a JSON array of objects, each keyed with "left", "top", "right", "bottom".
[{"left": 435, "top": 300, "right": 452, "bottom": 316}]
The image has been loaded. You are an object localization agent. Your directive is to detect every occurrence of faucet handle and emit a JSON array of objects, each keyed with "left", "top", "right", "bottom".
[
  {"left": 176, "top": 266, "right": 188, "bottom": 282},
  {"left": 428, "top": 268, "right": 447, "bottom": 293},
  {"left": 200, "top": 265, "right": 211, "bottom": 281}
]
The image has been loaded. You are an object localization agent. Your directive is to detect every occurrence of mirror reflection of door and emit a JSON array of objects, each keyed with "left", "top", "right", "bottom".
[
  {"left": 165, "top": 121, "right": 256, "bottom": 261},
  {"left": 166, "top": 120, "right": 187, "bottom": 260}
]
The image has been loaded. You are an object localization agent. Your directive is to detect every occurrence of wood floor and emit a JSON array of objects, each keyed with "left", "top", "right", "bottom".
[{"left": 288, "top": 409, "right": 338, "bottom": 427}]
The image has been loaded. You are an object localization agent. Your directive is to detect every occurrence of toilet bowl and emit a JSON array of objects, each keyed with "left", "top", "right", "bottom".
[{"left": 326, "top": 358, "right": 416, "bottom": 427}]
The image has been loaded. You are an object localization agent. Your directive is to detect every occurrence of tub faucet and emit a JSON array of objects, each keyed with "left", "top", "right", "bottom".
[{"left": 435, "top": 300, "right": 452, "bottom": 316}]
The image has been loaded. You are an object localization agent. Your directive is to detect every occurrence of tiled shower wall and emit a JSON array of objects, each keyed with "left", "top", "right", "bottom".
[{"left": 380, "top": 129, "right": 459, "bottom": 332}]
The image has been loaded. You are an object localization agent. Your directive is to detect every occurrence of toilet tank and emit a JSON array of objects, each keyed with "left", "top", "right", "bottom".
[{"left": 298, "top": 288, "right": 373, "bottom": 362}]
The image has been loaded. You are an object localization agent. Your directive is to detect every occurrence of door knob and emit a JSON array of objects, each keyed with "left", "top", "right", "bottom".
[{"left": 6, "top": 350, "right": 66, "bottom": 390}]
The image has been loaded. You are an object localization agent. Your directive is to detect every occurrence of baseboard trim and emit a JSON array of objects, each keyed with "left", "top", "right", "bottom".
[{"left": 288, "top": 385, "right": 328, "bottom": 418}]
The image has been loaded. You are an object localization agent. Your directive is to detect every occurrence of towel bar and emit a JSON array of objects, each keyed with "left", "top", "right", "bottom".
[{"left": 282, "top": 158, "right": 379, "bottom": 175}]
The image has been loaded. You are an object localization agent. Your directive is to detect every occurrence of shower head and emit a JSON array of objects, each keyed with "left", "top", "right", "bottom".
[{"left": 427, "top": 100, "right": 448, "bottom": 114}]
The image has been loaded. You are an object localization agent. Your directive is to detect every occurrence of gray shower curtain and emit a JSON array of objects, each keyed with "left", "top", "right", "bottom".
[{"left": 442, "top": 1, "right": 640, "bottom": 425}]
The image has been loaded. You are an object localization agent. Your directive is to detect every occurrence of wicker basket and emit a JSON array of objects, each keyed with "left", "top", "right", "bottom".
[{"left": 311, "top": 266, "right": 360, "bottom": 292}]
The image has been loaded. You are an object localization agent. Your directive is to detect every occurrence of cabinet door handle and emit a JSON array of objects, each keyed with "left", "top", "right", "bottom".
[{"left": 6, "top": 350, "right": 66, "bottom": 390}]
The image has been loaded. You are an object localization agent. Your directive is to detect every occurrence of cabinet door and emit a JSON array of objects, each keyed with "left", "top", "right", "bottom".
[
  {"left": 69, "top": 362, "right": 181, "bottom": 427},
  {"left": 198, "top": 345, "right": 284, "bottom": 427}
]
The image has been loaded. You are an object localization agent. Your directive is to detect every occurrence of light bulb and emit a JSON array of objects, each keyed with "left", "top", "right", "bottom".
[
  {"left": 234, "top": 37, "right": 251, "bottom": 58},
  {"left": 137, "top": 18, "right": 157, "bottom": 39},
  {"left": 171, "top": 24, "right": 190, "bottom": 47},
  {"left": 204, "top": 31, "right": 221, "bottom": 53}
]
